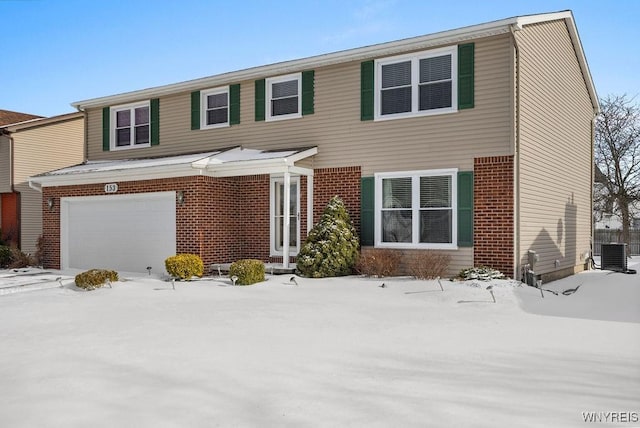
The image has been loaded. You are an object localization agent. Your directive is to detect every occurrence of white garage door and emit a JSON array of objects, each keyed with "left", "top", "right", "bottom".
[{"left": 61, "top": 192, "right": 176, "bottom": 274}]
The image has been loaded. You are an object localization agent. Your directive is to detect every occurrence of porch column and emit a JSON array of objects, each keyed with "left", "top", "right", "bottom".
[
  {"left": 282, "top": 171, "right": 291, "bottom": 268},
  {"left": 307, "top": 174, "right": 313, "bottom": 232}
]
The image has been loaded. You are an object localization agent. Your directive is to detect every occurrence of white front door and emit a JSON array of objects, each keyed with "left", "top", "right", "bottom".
[{"left": 271, "top": 177, "right": 299, "bottom": 256}]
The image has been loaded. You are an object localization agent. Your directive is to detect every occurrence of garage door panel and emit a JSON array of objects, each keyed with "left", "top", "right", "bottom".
[{"left": 62, "top": 192, "right": 176, "bottom": 274}]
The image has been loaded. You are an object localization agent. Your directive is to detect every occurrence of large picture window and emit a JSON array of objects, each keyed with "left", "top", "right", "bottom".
[
  {"left": 112, "top": 102, "right": 150, "bottom": 149},
  {"left": 375, "top": 46, "right": 457, "bottom": 120},
  {"left": 375, "top": 169, "right": 457, "bottom": 249}
]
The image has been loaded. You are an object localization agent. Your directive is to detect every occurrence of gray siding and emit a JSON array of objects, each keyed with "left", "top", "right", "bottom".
[
  {"left": 515, "top": 20, "right": 594, "bottom": 276},
  {"left": 13, "top": 116, "right": 85, "bottom": 253}
]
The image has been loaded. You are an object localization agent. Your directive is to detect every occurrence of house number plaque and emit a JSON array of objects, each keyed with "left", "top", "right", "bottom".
[{"left": 104, "top": 183, "right": 118, "bottom": 193}]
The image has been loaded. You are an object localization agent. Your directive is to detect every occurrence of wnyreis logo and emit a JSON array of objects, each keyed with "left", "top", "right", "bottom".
[{"left": 582, "top": 411, "right": 638, "bottom": 423}]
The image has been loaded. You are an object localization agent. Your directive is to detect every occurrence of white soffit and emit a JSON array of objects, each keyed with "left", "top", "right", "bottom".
[{"left": 29, "top": 146, "right": 318, "bottom": 188}]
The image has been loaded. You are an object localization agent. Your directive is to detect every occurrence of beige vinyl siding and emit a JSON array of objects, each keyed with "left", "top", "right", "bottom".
[
  {"left": 515, "top": 20, "right": 594, "bottom": 276},
  {"left": 13, "top": 116, "right": 84, "bottom": 253},
  {"left": 0, "top": 136, "right": 11, "bottom": 192},
  {"left": 87, "top": 34, "right": 514, "bottom": 176}
]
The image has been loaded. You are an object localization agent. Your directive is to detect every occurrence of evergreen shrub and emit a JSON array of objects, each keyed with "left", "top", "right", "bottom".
[
  {"left": 229, "top": 259, "right": 265, "bottom": 285},
  {"left": 0, "top": 246, "right": 12, "bottom": 268},
  {"left": 296, "top": 196, "right": 359, "bottom": 278},
  {"left": 75, "top": 269, "right": 119, "bottom": 290},
  {"left": 165, "top": 254, "right": 204, "bottom": 280}
]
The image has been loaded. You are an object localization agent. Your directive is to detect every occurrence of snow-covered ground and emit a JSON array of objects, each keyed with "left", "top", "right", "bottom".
[{"left": 0, "top": 260, "right": 638, "bottom": 427}]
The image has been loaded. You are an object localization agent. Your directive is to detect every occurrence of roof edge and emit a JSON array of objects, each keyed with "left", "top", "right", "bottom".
[
  {"left": 72, "top": 16, "right": 523, "bottom": 110},
  {"left": 3, "top": 111, "right": 84, "bottom": 132}
]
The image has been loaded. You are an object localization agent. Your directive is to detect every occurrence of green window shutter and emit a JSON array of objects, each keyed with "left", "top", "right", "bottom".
[
  {"left": 229, "top": 84, "right": 241, "bottom": 125},
  {"left": 255, "top": 79, "right": 265, "bottom": 122},
  {"left": 150, "top": 98, "right": 160, "bottom": 146},
  {"left": 458, "top": 43, "right": 475, "bottom": 110},
  {"left": 457, "top": 171, "right": 474, "bottom": 247},
  {"left": 361, "top": 60, "right": 374, "bottom": 121},
  {"left": 301, "top": 70, "right": 314, "bottom": 115},
  {"left": 361, "top": 176, "right": 375, "bottom": 246},
  {"left": 191, "top": 91, "right": 200, "bottom": 130},
  {"left": 102, "top": 107, "right": 110, "bottom": 151}
]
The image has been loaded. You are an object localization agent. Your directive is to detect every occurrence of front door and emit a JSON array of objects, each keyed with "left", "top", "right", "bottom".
[{"left": 271, "top": 177, "right": 299, "bottom": 256}]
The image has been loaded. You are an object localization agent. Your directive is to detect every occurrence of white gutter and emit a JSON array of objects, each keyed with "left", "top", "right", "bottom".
[{"left": 71, "top": 18, "right": 521, "bottom": 110}]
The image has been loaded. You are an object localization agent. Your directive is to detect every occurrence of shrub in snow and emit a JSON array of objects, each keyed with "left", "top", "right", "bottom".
[
  {"left": 297, "top": 196, "right": 359, "bottom": 278},
  {"left": 409, "top": 251, "right": 452, "bottom": 280},
  {"left": 229, "top": 259, "right": 265, "bottom": 285},
  {"left": 75, "top": 269, "right": 118, "bottom": 290},
  {"left": 0, "top": 245, "right": 12, "bottom": 268},
  {"left": 165, "top": 254, "right": 204, "bottom": 280},
  {"left": 459, "top": 266, "right": 505, "bottom": 281},
  {"left": 356, "top": 249, "right": 401, "bottom": 277}
]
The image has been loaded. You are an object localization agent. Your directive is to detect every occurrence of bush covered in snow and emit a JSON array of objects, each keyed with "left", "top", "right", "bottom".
[
  {"left": 229, "top": 259, "right": 265, "bottom": 285},
  {"left": 75, "top": 269, "right": 118, "bottom": 290},
  {"left": 165, "top": 254, "right": 204, "bottom": 280},
  {"left": 458, "top": 266, "right": 505, "bottom": 281},
  {"left": 297, "top": 196, "right": 359, "bottom": 278}
]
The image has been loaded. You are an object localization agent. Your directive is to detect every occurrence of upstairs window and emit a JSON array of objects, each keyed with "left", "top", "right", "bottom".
[
  {"left": 201, "top": 87, "right": 229, "bottom": 129},
  {"left": 266, "top": 73, "right": 302, "bottom": 121},
  {"left": 375, "top": 46, "right": 457, "bottom": 120},
  {"left": 112, "top": 102, "right": 150, "bottom": 149}
]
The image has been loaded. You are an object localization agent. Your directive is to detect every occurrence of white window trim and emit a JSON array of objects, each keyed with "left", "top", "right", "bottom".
[
  {"left": 110, "top": 100, "right": 151, "bottom": 151},
  {"left": 200, "top": 86, "right": 230, "bottom": 130},
  {"left": 266, "top": 73, "right": 302, "bottom": 122},
  {"left": 374, "top": 46, "right": 458, "bottom": 121},
  {"left": 270, "top": 175, "right": 301, "bottom": 256},
  {"left": 374, "top": 168, "right": 458, "bottom": 249}
]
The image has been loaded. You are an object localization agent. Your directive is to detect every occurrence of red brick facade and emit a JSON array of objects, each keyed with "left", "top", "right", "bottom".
[
  {"left": 41, "top": 167, "right": 361, "bottom": 271},
  {"left": 473, "top": 155, "right": 514, "bottom": 275}
]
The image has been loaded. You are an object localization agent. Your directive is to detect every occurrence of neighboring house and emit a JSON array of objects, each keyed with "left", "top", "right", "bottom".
[
  {"left": 0, "top": 112, "right": 84, "bottom": 254},
  {"left": 30, "top": 11, "right": 598, "bottom": 281}
]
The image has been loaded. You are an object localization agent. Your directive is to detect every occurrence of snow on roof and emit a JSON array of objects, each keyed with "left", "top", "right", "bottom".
[
  {"left": 42, "top": 150, "right": 223, "bottom": 177},
  {"left": 29, "top": 146, "right": 318, "bottom": 189}
]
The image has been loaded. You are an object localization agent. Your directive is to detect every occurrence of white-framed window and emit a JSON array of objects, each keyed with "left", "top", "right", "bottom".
[
  {"left": 266, "top": 73, "right": 302, "bottom": 121},
  {"left": 111, "top": 101, "right": 150, "bottom": 150},
  {"left": 375, "top": 169, "right": 457, "bottom": 249},
  {"left": 270, "top": 176, "right": 300, "bottom": 255},
  {"left": 200, "top": 87, "right": 229, "bottom": 129},
  {"left": 375, "top": 46, "right": 457, "bottom": 121}
]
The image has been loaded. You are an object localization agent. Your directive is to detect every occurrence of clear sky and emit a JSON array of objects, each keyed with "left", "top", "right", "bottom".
[{"left": 1, "top": 0, "right": 638, "bottom": 117}]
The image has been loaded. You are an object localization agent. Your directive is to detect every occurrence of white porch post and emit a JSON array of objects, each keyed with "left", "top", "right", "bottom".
[
  {"left": 282, "top": 171, "right": 291, "bottom": 268},
  {"left": 307, "top": 174, "right": 313, "bottom": 233}
]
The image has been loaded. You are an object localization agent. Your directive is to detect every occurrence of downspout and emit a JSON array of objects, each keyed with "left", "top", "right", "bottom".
[{"left": 510, "top": 24, "right": 522, "bottom": 280}]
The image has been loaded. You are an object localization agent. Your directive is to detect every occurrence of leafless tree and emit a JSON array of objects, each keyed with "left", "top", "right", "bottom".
[{"left": 595, "top": 94, "right": 640, "bottom": 247}]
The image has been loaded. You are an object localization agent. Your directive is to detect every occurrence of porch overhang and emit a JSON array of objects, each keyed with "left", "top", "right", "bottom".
[{"left": 28, "top": 146, "right": 317, "bottom": 190}]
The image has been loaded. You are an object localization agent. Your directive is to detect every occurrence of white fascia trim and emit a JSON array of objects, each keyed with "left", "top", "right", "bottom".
[
  {"left": 31, "top": 164, "right": 201, "bottom": 188},
  {"left": 514, "top": 10, "right": 599, "bottom": 114},
  {"left": 71, "top": 20, "right": 523, "bottom": 110}
]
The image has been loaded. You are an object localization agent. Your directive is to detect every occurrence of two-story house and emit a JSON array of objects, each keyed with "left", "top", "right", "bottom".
[
  {"left": 1, "top": 111, "right": 84, "bottom": 255},
  {"left": 30, "top": 11, "right": 598, "bottom": 281}
]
